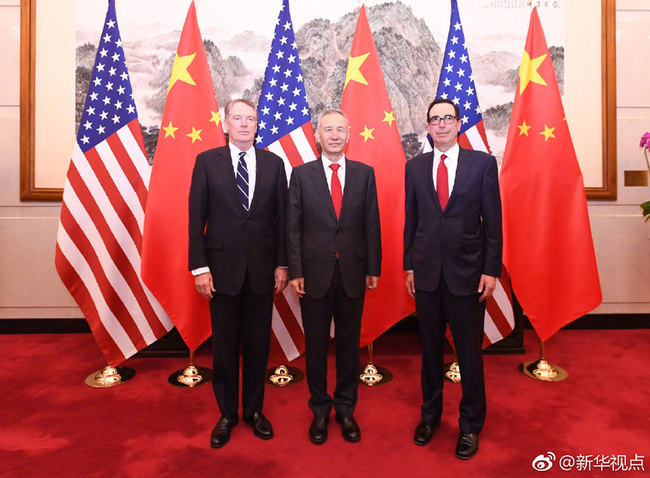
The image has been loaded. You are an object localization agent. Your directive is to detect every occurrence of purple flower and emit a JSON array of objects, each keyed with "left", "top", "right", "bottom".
[{"left": 640, "top": 132, "right": 650, "bottom": 149}]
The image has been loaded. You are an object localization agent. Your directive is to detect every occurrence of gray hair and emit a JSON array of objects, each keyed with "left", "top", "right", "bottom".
[
  {"left": 224, "top": 98, "right": 258, "bottom": 120},
  {"left": 316, "top": 108, "right": 349, "bottom": 130}
]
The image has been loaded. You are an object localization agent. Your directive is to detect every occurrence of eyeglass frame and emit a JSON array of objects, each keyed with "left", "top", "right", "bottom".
[{"left": 427, "top": 114, "right": 458, "bottom": 125}]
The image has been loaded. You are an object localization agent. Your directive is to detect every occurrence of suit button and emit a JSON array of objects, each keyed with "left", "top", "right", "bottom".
[{"left": 331, "top": 252, "right": 337, "bottom": 257}]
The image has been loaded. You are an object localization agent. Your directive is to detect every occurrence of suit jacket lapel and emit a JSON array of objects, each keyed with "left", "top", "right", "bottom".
[
  {"left": 309, "top": 158, "right": 338, "bottom": 222},
  {"left": 339, "top": 159, "right": 357, "bottom": 224},
  {"left": 447, "top": 147, "right": 471, "bottom": 210},
  {"left": 422, "top": 152, "right": 442, "bottom": 213},
  {"left": 248, "top": 148, "right": 264, "bottom": 215},
  {"left": 216, "top": 146, "right": 247, "bottom": 216}
]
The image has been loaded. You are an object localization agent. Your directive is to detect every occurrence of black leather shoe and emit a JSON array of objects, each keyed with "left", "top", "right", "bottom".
[
  {"left": 210, "top": 416, "right": 238, "bottom": 448},
  {"left": 455, "top": 432, "right": 479, "bottom": 460},
  {"left": 244, "top": 412, "right": 273, "bottom": 440},
  {"left": 335, "top": 414, "right": 361, "bottom": 443},
  {"left": 413, "top": 417, "right": 441, "bottom": 446},
  {"left": 309, "top": 416, "right": 328, "bottom": 444}
]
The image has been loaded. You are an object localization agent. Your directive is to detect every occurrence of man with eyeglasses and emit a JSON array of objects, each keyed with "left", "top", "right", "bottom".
[
  {"left": 403, "top": 98, "right": 502, "bottom": 460},
  {"left": 189, "top": 98, "right": 289, "bottom": 448}
]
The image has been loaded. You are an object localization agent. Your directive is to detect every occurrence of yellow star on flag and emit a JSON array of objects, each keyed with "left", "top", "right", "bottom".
[
  {"left": 162, "top": 121, "right": 179, "bottom": 139},
  {"left": 359, "top": 125, "right": 375, "bottom": 142},
  {"left": 382, "top": 111, "right": 396, "bottom": 127},
  {"left": 517, "top": 120, "right": 532, "bottom": 136},
  {"left": 344, "top": 52, "right": 370, "bottom": 89},
  {"left": 518, "top": 51, "right": 547, "bottom": 94},
  {"left": 187, "top": 126, "right": 202, "bottom": 143},
  {"left": 539, "top": 124, "right": 555, "bottom": 142},
  {"left": 209, "top": 111, "right": 221, "bottom": 127},
  {"left": 168, "top": 52, "right": 197, "bottom": 92}
]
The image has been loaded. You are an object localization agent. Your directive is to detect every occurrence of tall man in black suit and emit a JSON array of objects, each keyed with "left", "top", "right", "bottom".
[
  {"left": 287, "top": 109, "right": 381, "bottom": 445},
  {"left": 188, "top": 98, "right": 288, "bottom": 449},
  {"left": 404, "top": 98, "right": 502, "bottom": 460}
]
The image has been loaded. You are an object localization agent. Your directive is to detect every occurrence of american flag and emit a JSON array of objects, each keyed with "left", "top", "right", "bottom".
[
  {"left": 433, "top": 0, "right": 514, "bottom": 347},
  {"left": 55, "top": 0, "right": 172, "bottom": 366},
  {"left": 256, "top": 0, "right": 319, "bottom": 361}
]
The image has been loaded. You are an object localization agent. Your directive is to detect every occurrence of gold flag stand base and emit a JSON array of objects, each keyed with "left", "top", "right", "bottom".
[
  {"left": 168, "top": 351, "right": 212, "bottom": 388},
  {"left": 359, "top": 362, "right": 393, "bottom": 386},
  {"left": 519, "top": 340, "right": 568, "bottom": 382},
  {"left": 168, "top": 364, "right": 212, "bottom": 388},
  {"left": 265, "top": 364, "right": 305, "bottom": 387},
  {"left": 359, "top": 342, "right": 393, "bottom": 386},
  {"left": 444, "top": 361, "right": 461, "bottom": 384},
  {"left": 85, "top": 365, "right": 135, "bottom": 388}
]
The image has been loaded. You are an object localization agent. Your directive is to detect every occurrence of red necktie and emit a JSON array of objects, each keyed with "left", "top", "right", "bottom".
[
  {"left": 330, "top": 163, "right": 342, "bottom": 219},
  {"left": 437, "top": 154, "right": 449, "bottom": 210}
]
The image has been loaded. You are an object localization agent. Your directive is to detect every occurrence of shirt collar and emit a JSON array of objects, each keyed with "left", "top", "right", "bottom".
[
  {"left": 229, "top": 143, "right": 255, "bottom": 157},
  {"left": 322, "top": 154, "right": 346, "bottom": 170},
  {"left": 434, "top": 143, "right": 459, "bottom": 161}
]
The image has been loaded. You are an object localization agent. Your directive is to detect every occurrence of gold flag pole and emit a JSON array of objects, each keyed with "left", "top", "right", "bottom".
[
  {"left": 168, "top": 349, "right": 212, "bottom": 388},
  {"left": 442, "top": 325, "right": 461, "bottom": 384},
  {"left": 359, "top": 341, "right": 393, "bottom": 386},
  {"left": 85, "top": 364, "right": 135, "bottom": 388},
  {"left": 519, "top": 339, "right": 568, "bottom": 381}
]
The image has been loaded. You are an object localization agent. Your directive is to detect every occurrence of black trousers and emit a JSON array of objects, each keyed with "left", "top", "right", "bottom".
[
  {"left": 209, "top": 273, "right": 273, "bottom": 421},
  {"left": 300, "top": 263, "right": 364, "bottom": 419},
  {"left": 415, "top": 276, "right": 486, "bottom": 434}
]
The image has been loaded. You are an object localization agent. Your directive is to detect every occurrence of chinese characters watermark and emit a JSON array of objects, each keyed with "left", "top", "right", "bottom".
[{"left": 532, "top": 452, "right": 645, "bottom": 472}]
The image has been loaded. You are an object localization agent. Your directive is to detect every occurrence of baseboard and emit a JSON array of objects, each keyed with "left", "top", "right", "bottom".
[
  {"left": 559, "top": 314, "right": 650, "bottom": 329},
  {"left": 0, "top": 318, "right": 91, "bottom": 334},
  {"left": 0, "top": 319, "right": 188, "bottom": 357}
]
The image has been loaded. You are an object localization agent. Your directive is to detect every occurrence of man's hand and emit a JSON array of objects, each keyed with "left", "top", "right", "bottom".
[
  {"left": 290, "top": 277, "right": 305, "bottom": 298},
  {"left": 274, "top": 267, "right": 289, "bottom": 294},
  {"left": 478, "top": 274, "right": 497, "bottom": 302},
  {"left": 366, "top": 275, "right": 379, "bottom": 289},
  {"left": 405, "top": 272, "right": 415, "bottom": 297},
  {"left": 195, "top": 272, "right": 215, "bottom": 300}
]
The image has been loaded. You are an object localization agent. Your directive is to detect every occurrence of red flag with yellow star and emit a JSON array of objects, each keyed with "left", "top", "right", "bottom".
[
  {"left": 141, "top": 1, "right": 225, "bottom": 352},
  {"left": 500, "top": 8, "right": 601, "bottom": 341},
  {"left": 340, "top": 5, "right": 414, "bottom": 346}
]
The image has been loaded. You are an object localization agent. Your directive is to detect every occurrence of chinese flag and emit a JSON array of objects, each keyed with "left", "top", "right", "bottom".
[
  {"left": 340, "top": 5, "right": 414, "bottom": 347},
  {"left": 141, "top": 1, "right": 226, "bottom": 352},
  {"left": 500, "top": 8, "right": 601, "bottom": 341}
]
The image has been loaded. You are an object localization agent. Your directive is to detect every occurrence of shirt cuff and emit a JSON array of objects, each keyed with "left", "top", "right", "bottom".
[{"left": 191, "top": 267, "right": 210, "bottom": 276}]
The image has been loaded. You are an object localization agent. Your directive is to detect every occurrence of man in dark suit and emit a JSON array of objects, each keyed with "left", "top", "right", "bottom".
[
  {"left": 188, "top": 98, "right": 288, "bottom": 449},
  {"left": 287, "top": 109, "right": 381, "bottom": 445},
  {"left": 404, "top": 98, "right": 502, "bottom": 460}
]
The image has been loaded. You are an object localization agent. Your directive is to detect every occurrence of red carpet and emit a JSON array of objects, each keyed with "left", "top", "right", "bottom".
[{"left": 1, "top": 329, "right": 649, "bottom": 477}]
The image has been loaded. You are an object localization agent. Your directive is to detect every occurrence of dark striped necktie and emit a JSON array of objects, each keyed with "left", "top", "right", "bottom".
[{"left": 236, "top": 151, "right": 249, "bottom": 210}]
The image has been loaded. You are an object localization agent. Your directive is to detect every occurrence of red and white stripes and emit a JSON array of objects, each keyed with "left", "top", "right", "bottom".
[{"left": 55, "top": 120, "right": 172, "bottom": 366}]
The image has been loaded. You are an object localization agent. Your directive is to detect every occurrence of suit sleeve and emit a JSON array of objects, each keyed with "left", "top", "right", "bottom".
[
  {"left": 188, "top": 154, "right": 209, "bottom": 271},
  {"left": 365, "top": 167, "right": 382, "bottom": 276},
  {"left": 286, "top": 168, "right": 303, "bottom": 279},
  {"left": 274, "top": 158, "right": 288, "bottom": 267},
  {"left": 481, "top": 155, "right": 503, "bottom": 277},
  {"left": 403, "top": 161, "right": 417, "bottom": 271}
]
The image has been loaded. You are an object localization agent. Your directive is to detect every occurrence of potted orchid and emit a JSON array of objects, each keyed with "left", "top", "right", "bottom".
[{"left": 641, "top": 132, "right": 650, "bottom": 221}]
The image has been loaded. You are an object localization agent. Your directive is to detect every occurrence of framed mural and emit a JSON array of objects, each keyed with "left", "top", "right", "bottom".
[{"left": 20, "top": 0, "right": 616, "bottom": 200}]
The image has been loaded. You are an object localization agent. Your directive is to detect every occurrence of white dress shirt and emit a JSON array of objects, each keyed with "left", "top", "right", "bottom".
[
  {"left": 432, "top": 143, "right": 459, "bottom": 195},
  {"left": 229, "top": 144, "right": 257, "bottom": 209},
  {"left": 321, "top": 154, "right": 346, "bottom": 194}
]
